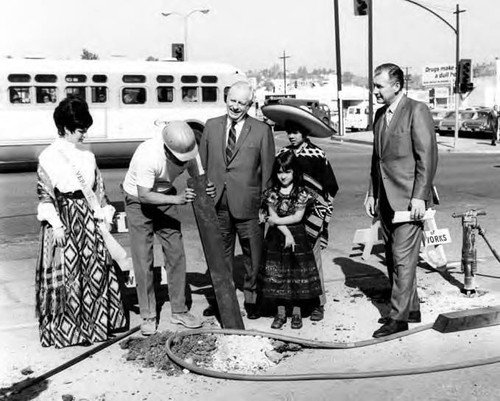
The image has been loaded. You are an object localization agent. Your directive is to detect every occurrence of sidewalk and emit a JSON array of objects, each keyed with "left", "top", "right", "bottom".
[
  {"left": 331, "top": 130, "right": 500, "bottom": 153},
  {"left": 2, "top": 224, "right": 500, "bottom": 400}
]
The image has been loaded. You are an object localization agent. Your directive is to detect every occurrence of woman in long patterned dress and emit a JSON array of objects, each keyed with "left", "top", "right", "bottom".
[
  {"left": 259, "top": 151, "right": 322, "bottom": 330},
  {"left": 35, "top": 96, "right": 126, "bottom": 348}
]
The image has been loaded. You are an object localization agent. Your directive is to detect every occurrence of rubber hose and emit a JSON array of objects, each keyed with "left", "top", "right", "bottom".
[
  {"left": 165, "top": 326, "right": 500, "bottom": 381},
  {"left": 6, "top": 325, "right": 140, "bottom": 397},
  {"left": 478, "top": 226, "right": 500, "bottom": 263}
]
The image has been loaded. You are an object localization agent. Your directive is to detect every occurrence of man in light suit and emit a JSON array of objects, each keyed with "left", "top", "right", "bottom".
[
  {"left": 199, "top": 81, "right": 275, "bottom": 319},
  {"left": 365, "top": 63, "right": 438, "bottom": 338}
]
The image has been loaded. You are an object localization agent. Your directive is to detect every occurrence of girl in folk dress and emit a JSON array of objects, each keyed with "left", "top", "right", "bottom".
[
  {"left": 35, "top": 96, "right": 126, "bottom": 348},
  {"left": 259, "top": 151, "right": 322, "bottom": 330}
]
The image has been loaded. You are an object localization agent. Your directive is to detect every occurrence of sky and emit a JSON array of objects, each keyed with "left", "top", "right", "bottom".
[{"left": 0, "top": 0, "right": 499, "bottom": 77}]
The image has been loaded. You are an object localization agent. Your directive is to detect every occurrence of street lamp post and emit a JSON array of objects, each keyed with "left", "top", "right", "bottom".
[
  {"left": 161, "top": 8, "right": 210, "bottom": 61},
  {"left": 403, "top": 1, "right": 465, "bottom": 148}
]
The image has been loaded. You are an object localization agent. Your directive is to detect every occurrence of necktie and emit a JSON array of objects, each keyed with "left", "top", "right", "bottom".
[
  {"left": 386, "top": 108, "right": 393, "bottom": 126},
  {"left": 226, "top": 120, "right": 237, "bottom": 162}
]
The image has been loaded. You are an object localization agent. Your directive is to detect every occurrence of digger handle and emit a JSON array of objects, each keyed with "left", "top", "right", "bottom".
[{"left": 452, "top": 211, "right": 486, "bottom": 218}]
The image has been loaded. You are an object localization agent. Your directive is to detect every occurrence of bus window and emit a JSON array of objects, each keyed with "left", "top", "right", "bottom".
[
  {"left": 157, "top": 75, "right": 174, "bottom": 83},
  {"left": 181, "top": 75, "right": 198, "bottom": 84},
  {"left": 35, "top": 74, "right": 57, "bottom": 83},
  {"left": 66, "top": 74, "right": 87, "bottom": 83},
  {"left": 201, "top": 75, "right": 218, "bottom": 84},
  {"left": 182, "top": 87, "right": 198, "bottom": 102},
  {"left": 66, "top": 87, "right": 86, "bottom": 100},
  {"left": 122, "top": 87, "right": 146, "bottom": 104},
  {"left": 9, "top": 87, "right": 30, "bottom": 103},
  {"left": 157, "top": 87, "right": 174, "bottom": 103},
  {"left": 201, "top": 87, "right": 217, "bottom": 102},
  {"left": 36, "top": 87, "right": 57, "bottom": 103},
  {"left": 123, "top": 75, "right": 146, "bottom": 83},
  {"left": 93, "top": 74, "right": 107, "bottom": 83},
  {"left": 8, "top": 74, "right": 30, "bottom": 83},
  {"left": 224, "top": 86, "right": 230, "bottom": 103},
  {"left": 91, "top": 86, "right": 107, "bottom": 103}
]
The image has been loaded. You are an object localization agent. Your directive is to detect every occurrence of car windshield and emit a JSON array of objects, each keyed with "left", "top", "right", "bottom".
[{"left": 461, "top": 112, "right": 475, "bottom": 119}]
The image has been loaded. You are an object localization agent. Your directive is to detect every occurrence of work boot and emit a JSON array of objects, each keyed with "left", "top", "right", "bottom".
[
  {"left": 171, "top": 312, "right": 202, "bottom": 329},
  {"left": 141, "top": 318, "right": 157, "bottom": 336}
]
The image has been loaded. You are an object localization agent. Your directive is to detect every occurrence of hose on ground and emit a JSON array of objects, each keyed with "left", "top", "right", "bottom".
[
  {"left": 165, "top": 325, "right": 500, "bottom": 381},
  {"left": 478, "top": 226, "right": 500, "bottom": 264},
  {"left": 4, "top": 325, "right": 140, "bottom": 398}
]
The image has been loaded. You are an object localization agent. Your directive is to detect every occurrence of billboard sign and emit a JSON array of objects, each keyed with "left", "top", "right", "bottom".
[{"left": 422, "top": 64, "right": 456, "bottom": 86}]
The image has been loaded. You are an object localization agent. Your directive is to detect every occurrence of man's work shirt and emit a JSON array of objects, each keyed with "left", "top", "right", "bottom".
[{"left": 123, "top": 136, "right": 196, "bottom": 198}]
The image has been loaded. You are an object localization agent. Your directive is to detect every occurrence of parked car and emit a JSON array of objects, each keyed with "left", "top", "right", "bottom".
[
  {"left": 430, "top": 109, "right": 452, "bottom": 132},
  {"left": 461, "top": 109, "right": 492, "bottom": 135},
  {"left": 439, "top": 109, "right": 492, "bottom": 137},
  {"left": 438, "top": 110, "right": 477, "bottom": 134}
]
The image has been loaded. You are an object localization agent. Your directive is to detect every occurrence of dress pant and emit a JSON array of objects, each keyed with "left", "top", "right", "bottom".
[
  {"left": 378, "top": 187, "right": 422, "bottom": 322},
  {"left": 124, "top": 193, "right": 187, "bottom": 319},
  {"left": 216, "top": 189, "right": 263, "bottom": 305}
]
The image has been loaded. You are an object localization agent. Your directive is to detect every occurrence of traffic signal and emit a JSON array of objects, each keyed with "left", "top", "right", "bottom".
[
  {"left": 354, "top": 0, "right": 368, "bottom": 16},
  {"left": 429, "top": 88, "right": 435, "bottom": 104},
  {"left": 172, "top": 43, "right": 184, "bottom": 61},
  {"left": 458, "top": 59, "right": 473, "bottom": 93}
]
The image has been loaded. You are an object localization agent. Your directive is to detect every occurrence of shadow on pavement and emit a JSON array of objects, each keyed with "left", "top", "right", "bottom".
[
  {"left": 0, "top": 377, "right": 49, "bottom": 401},
  {"left": 335, "top": 256, "right": 391, "bottom": 318}
]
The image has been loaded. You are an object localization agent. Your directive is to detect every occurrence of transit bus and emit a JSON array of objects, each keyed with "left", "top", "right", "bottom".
[{"left": 0, "top": 58, "right": 246, "bottom": 168}]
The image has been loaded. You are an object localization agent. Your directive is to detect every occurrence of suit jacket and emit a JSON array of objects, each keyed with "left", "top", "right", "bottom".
[
  {"left": 369, "top": 95, "right": 438, "bottom": 212},
  {"left": 199, "top": 115, "right": 275, "bottom": 220}
]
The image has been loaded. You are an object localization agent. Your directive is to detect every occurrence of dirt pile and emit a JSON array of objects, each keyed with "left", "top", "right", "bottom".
[{"left": 120, "top": 331, "right": 302, "bottom": 377}]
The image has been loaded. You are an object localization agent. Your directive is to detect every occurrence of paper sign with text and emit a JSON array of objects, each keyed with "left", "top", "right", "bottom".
[{"left": 424, "top": 228, "right": 452, "bottom": 246}]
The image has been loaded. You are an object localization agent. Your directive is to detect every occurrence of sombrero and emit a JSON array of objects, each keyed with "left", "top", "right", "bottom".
[{"left": 261, "top": 103, "right": 336, "bottom": 138}]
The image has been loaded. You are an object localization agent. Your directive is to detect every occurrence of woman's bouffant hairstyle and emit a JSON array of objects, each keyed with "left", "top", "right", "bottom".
[
  {"left": 271, "top": 150, "right": 303, "bottom": 188},
  {"left": 53, "top": 96, "right": 93, "bottom": 137}
]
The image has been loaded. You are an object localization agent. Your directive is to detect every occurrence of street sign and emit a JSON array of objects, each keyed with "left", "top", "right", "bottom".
[{"left": 422, "top": 64, "right": 456, "bottom": 86}]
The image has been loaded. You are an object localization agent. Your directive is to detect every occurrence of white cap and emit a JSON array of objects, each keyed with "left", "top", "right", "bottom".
[{"left": 161, "top": 121, "right": 198, "bottom": 162}]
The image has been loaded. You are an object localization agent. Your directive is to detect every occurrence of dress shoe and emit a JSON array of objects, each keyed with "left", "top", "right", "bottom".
[
  {"left": 373, "top": 319, "right": 408, "bottom": 338},
  {"left": 310, "top": 306, "right": 324, "bottom": 322},
  {"left": 378, "top": 311, "right": 421, "bottom": 325},
  {"left": 291, "top": 314, "right": 303, "bottom": 329},
  {"left": 246, "top": 304, "right": 261, "bottom": 320},
  {"left": 271, "top": 315, "right": 286, "bottom": 329},
  {"left": 203, "top": 305, "right": 218, "bottom": 317}
]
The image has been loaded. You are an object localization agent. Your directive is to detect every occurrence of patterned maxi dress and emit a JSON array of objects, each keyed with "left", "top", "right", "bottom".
[
  {"left": 35, "top": 139, "right": 126, "bottom": 348},
  {"left": 259, "top": 186, "right": 322, "bottom": 301}
]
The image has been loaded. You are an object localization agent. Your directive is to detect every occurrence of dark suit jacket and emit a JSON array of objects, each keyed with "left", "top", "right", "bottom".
[
  {"left": 369, "top": 95, "right": 438, "bottom": 212},
  {"left": 199, "top": 115, "right": 275, "bottom": 220}
]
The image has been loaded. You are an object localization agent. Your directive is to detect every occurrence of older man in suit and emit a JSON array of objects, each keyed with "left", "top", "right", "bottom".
[
  {"left": 365, "top": 63, "right": 438, "bottom": 338},
  {"left": 199, "top": 81, "right": 275, "bottom": 319}
]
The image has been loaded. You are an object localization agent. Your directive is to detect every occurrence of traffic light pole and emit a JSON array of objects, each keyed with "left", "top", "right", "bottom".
[
  {"left": 403, "top": 1, "right": 464, "bottom": 148},
  {"left": 454, "top": 5, "right": 465, "bottom": 149},
  {"left": 333, "top": 0, "right": 344, "bottom": 137},
  {"left": 367, "top": 0, "right": 374, "bottom": 131}
]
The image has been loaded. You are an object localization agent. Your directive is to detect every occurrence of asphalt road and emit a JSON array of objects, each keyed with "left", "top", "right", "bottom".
[{"left": 1, "top": 135, "right": 500, "bottom": 262}]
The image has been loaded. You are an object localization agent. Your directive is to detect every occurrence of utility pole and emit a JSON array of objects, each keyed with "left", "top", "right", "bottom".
[{"left": 279, "top": 50, "right": 290, "bottom": 95}]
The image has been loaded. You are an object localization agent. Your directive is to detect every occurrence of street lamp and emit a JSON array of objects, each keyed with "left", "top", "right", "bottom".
[
  {"left": 403, "top": 1, "right": 465, "bottom": 148},
  {"left": 161, "top": 8, "right": 210, "bottom": 61}
]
